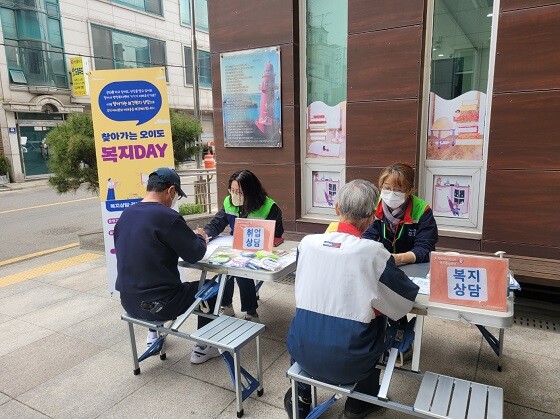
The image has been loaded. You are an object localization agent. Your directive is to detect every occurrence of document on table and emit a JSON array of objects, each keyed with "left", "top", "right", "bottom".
[
  {"left": 410, "top": 277, "right": 430, "bottom": 295},
  {"left": 203, "top": 235, "right": 234, "bottom": 260}
]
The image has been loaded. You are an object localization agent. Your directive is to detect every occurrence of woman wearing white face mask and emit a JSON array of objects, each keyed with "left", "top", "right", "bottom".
[
  {"left": 363, "top": 163, "right": 438, "bottom": 266},
  {"left": 203, "top": 170, "right": 284, "bottom": 322}
]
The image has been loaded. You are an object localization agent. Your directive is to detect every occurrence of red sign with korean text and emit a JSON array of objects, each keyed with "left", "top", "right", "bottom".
[
  {"left": 429, "top": 252, "right": 508, "bottom": 311},
  {"left": 232, "top": 219, "right": 275, "bottom": 252}
]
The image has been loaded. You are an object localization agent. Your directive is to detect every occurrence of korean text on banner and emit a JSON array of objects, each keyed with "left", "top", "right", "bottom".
[
  {"left": 70, "top": 57, "right": 90, "bottom": 97},
  {"left": 89, "top": 67, "right": 174, "bottom": 293},
  {"left": 429, "top": 251, "right": 509, "bottom": 311},
  {"left": 232, "top": 219, "right": 276, "bottom": 252}
]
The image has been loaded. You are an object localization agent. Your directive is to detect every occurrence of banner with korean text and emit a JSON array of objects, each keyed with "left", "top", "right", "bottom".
[{"left": 90, "top": 67, "right": 174, "bottom": 293}]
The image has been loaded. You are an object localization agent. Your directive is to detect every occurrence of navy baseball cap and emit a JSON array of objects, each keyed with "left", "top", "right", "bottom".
[{"left": 150, "top": 168, "right": 186, "bottom": 198}]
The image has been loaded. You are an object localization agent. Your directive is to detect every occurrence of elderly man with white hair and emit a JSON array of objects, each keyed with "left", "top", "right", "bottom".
[{"left": 284, "top": 179, "right": 419, "bottom": 419}]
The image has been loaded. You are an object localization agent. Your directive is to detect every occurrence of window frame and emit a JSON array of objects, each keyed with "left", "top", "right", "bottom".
[
  {"left": 0, "top": 0, "right": 67, "bottom": 88},
  {"left": 418, "top": 0, "right": 501, "bottom": 239},
  {"left": 179, "top": 0, "right": 209, "bottom": 32},
  {"left": 109, "top": 0, "right": 163, "bottom": 17},
  {"left": 91, "top": 24, "right": 167, "bottom": 74},
  {"left": 183, "top": 45, "right": 212, "bottom": 89}
]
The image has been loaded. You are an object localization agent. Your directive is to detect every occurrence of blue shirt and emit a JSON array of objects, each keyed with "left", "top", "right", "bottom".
[{"left": 114, "top": 201, "right": 206, "bottom": 301}]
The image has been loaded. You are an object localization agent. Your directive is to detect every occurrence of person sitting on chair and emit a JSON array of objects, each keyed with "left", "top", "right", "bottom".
[
  {"left": 284, "top": 179, "right": 419, "bottom": 419},
  {"left": 114, "top": 167, "right": 220, "bottom": 365},
  {"left": 203, "top": 169, "right": 283, "bottom": 322}
]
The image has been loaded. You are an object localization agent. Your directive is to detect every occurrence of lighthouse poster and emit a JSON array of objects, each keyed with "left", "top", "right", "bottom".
[{"left": 220, "top": 47, "right": 282, "bottom": 147}]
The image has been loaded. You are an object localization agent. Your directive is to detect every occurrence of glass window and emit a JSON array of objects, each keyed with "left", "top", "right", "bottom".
[
  {"left": 184, "top": 46, "right": 212, "bottom": 88},
  {"left": 0, "top": 1, "right": 67, "bottom": 88},
  {"left": 421, "top": 0, "right": 496, "bottom": 232},
  {"left": 91, "top": 26, "right": 114, "bottom": 70},
  {"left": 180, "top": 0, "right": 209, "bottom": 31},
  {"left": 16, "top": 9, "right": 48, "bottom": 40},
  {"left": 145, "top": 0, "right": 162, "bottom": 15},
  {"left": 110, "top": 0, "right": 163, "bottom": 16},
  {"left": 91, "top": 25, "right": 167, "bottom": 71},
  {"left": 45, "top": 1, "right": 58, "bottom": 17},
  {"left": 47, "top": 16, "right": 62, "bottom": 47},
  {"left": 0, "top": 8, "right": 17, "bottom": 39},
  {"left": 302, "top": 0, "right": 348, "bottom": 216},
  {"left": 9, "top": 68, "right": 27, "bottom": 83}
]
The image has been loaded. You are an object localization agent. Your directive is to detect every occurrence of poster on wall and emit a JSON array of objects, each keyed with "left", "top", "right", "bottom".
[
  {"left": 426, "top": 90, "right": 486, "bottom": 161},
  {"left": 305, "top": 3, "right": 347, "bottom": 161},
  {"left": 312, "top": 171, "right": 341, "bottom": 208},
  {"left": 89, "top": 67, "right": 175, "bottom": 293},
  {"left": 431, "top": 174, "right": 472, "bottom": 219},
  {"left": 220, "top": 47, "right": 281, "bottom": 147}
]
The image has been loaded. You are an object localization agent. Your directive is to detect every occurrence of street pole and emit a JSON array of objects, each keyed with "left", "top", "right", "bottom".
[{"left": 189, "top": 0, "right": 203, "bottom": 169}]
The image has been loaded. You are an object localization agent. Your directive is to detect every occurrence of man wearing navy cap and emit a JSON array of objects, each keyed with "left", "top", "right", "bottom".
[{"left": 114, "top": 167, "right": 221, "bottom": 364}]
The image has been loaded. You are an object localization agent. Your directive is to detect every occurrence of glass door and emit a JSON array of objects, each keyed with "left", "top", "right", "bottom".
[{"left": 19, "top": 125, "right": 53, "bottom": 176}]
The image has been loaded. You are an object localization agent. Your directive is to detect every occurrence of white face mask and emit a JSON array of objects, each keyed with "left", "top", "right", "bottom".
[
  {"left": 231, "top": 193, "right": 244, "bottom": 207},
  {"left": 380, "top": 189, "right": 407, "bottom": 209},
  {"left": 171, "top": 191, "right": 179, "bottom": 209}
]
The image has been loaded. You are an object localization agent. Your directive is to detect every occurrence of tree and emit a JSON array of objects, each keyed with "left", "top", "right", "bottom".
[{"left": 46, "top": 111, "right": 202, "bottom": 194}]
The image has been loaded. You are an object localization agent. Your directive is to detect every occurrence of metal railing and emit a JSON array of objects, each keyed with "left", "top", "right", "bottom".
[{"left": 176, "top": 167, "right": 218, "bottom": 214}]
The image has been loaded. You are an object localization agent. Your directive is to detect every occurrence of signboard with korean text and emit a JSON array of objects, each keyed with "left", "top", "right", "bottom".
[
  {"left": 70, "top": 56, "right": 90, "bottom": 97},
  {"left": 232, "top": 219, "right": 275, "bottom": 252},
  {"left": 429, "top": 252, "right": 508, "bottom": 311},
  {"left": 220, "top": 47, "right": 281, "bottom": 147},
  {"left": 90, "top": 67, "right": 174, "bottom": 293}
]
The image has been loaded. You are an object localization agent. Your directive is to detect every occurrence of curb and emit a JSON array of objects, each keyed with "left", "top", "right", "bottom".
[{"left": 0, "top": 179, "right": 50, "bottom": 192}]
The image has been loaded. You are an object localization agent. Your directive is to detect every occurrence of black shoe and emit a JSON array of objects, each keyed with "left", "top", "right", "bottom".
[
  {"left": 283, "top": 388, "right": 311, "bottom": 418},
  {"left": 344, "top": 397, "right": 384, "bottom": 419}
]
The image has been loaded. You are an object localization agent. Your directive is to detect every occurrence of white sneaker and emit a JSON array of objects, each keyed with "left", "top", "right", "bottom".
[
  {"left": 244, "top": 313, "right": 260, "bottom": 323},
  {"left": 146, "top": 331, "right": 158, "bottom": 348},
  {"left": 190, "top": 344, "right": 221, "bottom": 364},
  {"left": 219, "top": 304, "right": 235, "bottom": 317}
]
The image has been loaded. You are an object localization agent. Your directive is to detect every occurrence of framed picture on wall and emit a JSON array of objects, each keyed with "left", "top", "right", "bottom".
[
  {"left": 303, "top": 163, "right": 345, "bottom": 216},
  {"left": 220, "top": 47, "right": 282, "bottom": 148},
  {"left": 424, "top": 166, "right": 481, "bottom": 229}
]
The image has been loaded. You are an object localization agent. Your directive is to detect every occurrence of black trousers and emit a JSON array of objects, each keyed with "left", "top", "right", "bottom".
[
  {"left": 120, "top": 281, "right": 216, "bottom": 329},
  {"left": 220, "top": 276, "right": 258, "bottom": 313}
]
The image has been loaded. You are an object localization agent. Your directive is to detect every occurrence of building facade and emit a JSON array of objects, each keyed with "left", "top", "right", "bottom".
[
  {"left": 208, "top": 0, "right": 560, "bottom": 287},
  {"left": 0, "top": 0, "right": 213, "bottom": 181}
]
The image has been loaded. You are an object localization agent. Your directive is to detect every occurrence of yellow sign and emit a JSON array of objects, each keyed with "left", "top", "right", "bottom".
[
  {"left": 89, "top": 67, "right": 174, "bottom": 202},
  {"left": 70, "top": 57, "right": 89, "bottom": 96}
]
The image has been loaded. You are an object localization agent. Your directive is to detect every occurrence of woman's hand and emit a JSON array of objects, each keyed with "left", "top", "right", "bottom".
[{"left": 394, "top": 251, "right": 416, "bottom": 266}]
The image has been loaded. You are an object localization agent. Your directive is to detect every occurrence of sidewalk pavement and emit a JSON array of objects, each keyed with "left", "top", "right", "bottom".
[
  {"left": 0, "top": 178, "right": 50, "bottom": 192},
  {"left": 0, "top": 248, "right": 559, "bottom": 418}
]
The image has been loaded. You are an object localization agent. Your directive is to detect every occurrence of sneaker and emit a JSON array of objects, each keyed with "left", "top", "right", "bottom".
[
  {"left": 146, "top": 331, "right": 158, "bottom": 348},
  {"left": 190, "top": 343, "right": 221, "bottom": 364},
  {"left": 401, "top": 345, "right": 414, "bottom": 362},
  {"left": 283, "top": 389, "right": 311, "bottom": 419},
  {"left": 344, "top": 397, "right": 384, "bottom": 419},
  {"left": 244, "top": 312, "right": 260, "bottom": 323},
  {"left": 219, "top": 304, "right": 235, "bottom": 317}
]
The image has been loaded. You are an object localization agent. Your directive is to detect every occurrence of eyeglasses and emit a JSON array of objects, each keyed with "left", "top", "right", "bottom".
[
  {"left": 381, "top": 185, "right": 406, "bottom": 193},
  {"left": 228, "top": 189, "right": 243, "bottom": 196}
]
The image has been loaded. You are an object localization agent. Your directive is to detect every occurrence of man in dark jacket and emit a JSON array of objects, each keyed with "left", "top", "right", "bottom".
[{"left": 115, "top": 167, "right": 219, "bottom": 364}]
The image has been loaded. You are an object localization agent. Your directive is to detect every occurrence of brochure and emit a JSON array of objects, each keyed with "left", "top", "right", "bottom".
[{"left": 206, "top": 246, "right": 296, "bottom": 272}]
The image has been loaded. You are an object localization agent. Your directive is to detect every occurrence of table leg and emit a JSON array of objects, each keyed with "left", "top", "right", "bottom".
[
  {"left": 234, "top": 351, "right": 243, "bottom": 417},
  {"left": 498, "top": 328, "right": 504, "bottom": 372},
  {"left": 213, "top": 273, "right": 227, "bottom": 316},
  {"left": 256, "top": 335, "right": 264, "bottom": 396},
  {"left": 412, "top": 315, "right": 424, "bottom": 372},
  {"left": 291, "top": 378, "right": 299, "bottom": 419}
]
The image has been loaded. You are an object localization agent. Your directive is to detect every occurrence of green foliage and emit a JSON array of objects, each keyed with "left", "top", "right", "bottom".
[
  {"left": 0, "top": 154, "right": 11, "bottom": 175},
  {"left": 46, "top": 114, "right": 98, "bottom": 194},
  {"left": 46, "top": 110, "right": 203, "bottom": 195},
  {"left": 178, "top": 202, "right": 204, "bottom": 216},
  {"left": 170, "top": 110, "right": 202, "bottom": 165}
]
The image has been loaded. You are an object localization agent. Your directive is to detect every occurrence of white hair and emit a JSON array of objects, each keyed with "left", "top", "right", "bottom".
[{"left": 337, "top": 179, "right": 379, "bottom": 220}]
